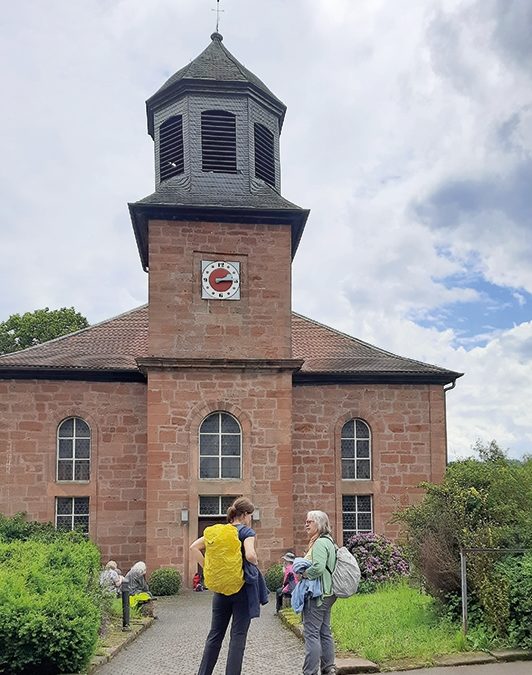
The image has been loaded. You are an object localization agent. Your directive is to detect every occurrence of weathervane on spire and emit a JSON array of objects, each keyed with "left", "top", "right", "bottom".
[{"left": 212, "top": 0, "right": 224, "bottom": 33}]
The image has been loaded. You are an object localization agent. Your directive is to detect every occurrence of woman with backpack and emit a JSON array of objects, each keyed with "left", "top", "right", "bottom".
[
  {"left": 190, "top": 497, "right": 264, "bottom": 675},
  {"left": 298, "top": 510, "right": 337, "bottom": 675}
]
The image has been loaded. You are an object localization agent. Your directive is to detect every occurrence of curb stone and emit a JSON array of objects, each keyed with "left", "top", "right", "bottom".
[
  {"left": 276, "top": 610, "right": 532, "bottom": 673},
  {"left": 490, "top": 648, "right": 532, "bottom": 662},
  {"left": 278, "top": 611, "right": 379, "bottom": 674},
  {"left": 86, "top": 618, "right": 154, "bottom": 674},
  {"left": 433, "top": 652, "right": 496, "bottom": 667}
]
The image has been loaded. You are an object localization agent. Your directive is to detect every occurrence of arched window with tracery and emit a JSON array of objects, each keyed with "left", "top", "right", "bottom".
[
  {"left": 57, "top": 417, "right": 91, "bottom": 481},
  {"left": 341, "top": 418, "right": 371, "bottom": 480},
  {"left": 199, "top": 412, "right": 241, "bottom": 479}
]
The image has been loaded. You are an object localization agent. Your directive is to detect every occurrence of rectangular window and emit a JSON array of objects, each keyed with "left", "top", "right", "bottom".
[
  {"left": 55, "top": 497, "right": 89, "bottom": 533},
  {"left": 199, "top": 495, "right": 237, "bottom": 517},
  {"left": 342, "top": 495, "right": 373, "bottom": 545}
]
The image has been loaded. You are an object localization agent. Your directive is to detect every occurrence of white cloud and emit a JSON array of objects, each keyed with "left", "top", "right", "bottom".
[{"left": 0, "top": 0, "right": 530, "bottom": 459}]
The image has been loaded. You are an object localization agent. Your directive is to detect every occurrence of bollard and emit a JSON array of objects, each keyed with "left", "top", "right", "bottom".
[{"left": 121, "top": 578, "right": 131, "bottom": 631}]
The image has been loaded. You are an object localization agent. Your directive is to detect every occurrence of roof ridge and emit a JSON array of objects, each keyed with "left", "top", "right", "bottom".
[
  {"left": 0, "top": 304, "right": 148, "bottom": 362},
  {"left": 292, "top": 311, "right": 450, "bottom": 373}
]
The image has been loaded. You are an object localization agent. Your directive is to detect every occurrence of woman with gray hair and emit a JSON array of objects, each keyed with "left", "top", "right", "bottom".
[
  {"left": 124, "top": 561, "right": 157, "bottom": 617},
  {"left": 299, "top": 510, "right": 337, "bottom": 675}
]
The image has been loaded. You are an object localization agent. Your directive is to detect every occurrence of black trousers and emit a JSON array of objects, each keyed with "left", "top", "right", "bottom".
[
  {"left": 198, "top": 586, "right": 251, "bottom": 675},
  {"left": 275, "top": 588, "right": 292, "bottom": 612}
]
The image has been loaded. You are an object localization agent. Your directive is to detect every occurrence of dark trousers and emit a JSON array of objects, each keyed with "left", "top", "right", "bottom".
[
  {"left": 275, "top": 587, "right": 292, "bottom": 612},
  {"left": 198, "top": 586, "right": 251, "bottom": 675}
]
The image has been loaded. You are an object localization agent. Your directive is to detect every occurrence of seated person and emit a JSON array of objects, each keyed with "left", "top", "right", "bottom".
[
  {"left": 124, "top": 561, "right": 157, "bottom": 617},
  {"left": 276, "top": 551, "right": 296, "bottom": 612},
  {"left": 99, "top": 560, "right": 123, "bottom": 596}
]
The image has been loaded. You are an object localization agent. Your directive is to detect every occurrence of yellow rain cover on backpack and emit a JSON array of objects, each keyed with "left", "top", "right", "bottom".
[{"left": 203, "top": 524, "right": 244, "bottom": 596}]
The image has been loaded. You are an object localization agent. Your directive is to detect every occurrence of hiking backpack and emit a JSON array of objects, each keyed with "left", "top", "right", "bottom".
[
  {"left": 325, "top": 539, "right": 361, "bottom": 598},
  {"left": 203, "top": 523, "right": 244, "bottom": 596}
]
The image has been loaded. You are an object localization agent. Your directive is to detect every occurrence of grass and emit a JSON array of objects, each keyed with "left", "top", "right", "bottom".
[{"left": 330, "top": 582, "right": 465, "bottom": 664}]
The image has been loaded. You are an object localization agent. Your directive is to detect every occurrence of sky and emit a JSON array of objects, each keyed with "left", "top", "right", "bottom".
[{"left": 1, "top": 0, "right": 530, "bottom": 460}]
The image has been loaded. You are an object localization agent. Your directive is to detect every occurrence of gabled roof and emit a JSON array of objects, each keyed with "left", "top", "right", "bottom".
[
  {"left": 291, "top": 313, "right": 462, "bottom": 383},
  {"left": 0, "top": 306, "right": 462, "bottom": 385}
]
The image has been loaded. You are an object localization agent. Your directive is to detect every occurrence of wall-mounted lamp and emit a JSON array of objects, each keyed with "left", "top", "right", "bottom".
[
  {"left": 180, "top": 508, "right": 189, "bottom": 524},
  {"left": 252, "top": 509, "right": 260, "bottom": 522}
]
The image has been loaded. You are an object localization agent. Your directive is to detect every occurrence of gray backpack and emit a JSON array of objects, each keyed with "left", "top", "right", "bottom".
[{"left": 325, "top": 538, "right": 361, "bottom": 598}]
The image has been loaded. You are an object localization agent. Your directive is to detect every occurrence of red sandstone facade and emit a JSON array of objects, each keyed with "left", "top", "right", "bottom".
[{"left": 0, "top": 33, "right": 460, "bottom": 583}]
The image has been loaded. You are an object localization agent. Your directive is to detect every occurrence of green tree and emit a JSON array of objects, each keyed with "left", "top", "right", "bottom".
[
  {"left": 0, "top": 307, "right": 89, "bottom": 355},
  {"left": 394, "top": 442, "right": 532, "bottom": 641}
]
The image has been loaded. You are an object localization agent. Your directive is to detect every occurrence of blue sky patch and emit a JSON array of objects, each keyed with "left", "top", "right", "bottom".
[{"left": 412, "top": 272, "right": 532, "bottom": 347}]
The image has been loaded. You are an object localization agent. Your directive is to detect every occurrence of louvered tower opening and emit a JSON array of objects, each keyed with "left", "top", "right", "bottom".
[
  {"left": 201, "top": 110, "right": 237, "bottom": 173},
  {"left": 159, "top": 116, "right": 184, "bottom": 181},
  {"left": 254, "top": 123, "right": 275, "bottom": 186}
]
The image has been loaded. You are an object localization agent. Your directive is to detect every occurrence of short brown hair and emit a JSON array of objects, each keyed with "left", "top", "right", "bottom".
[{"left": 227, "top": 497, "right": 254, "bottom": 522}]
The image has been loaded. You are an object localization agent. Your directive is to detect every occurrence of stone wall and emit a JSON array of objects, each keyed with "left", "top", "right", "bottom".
[
  {"left": 144, "top": 367, "right": 295, "bottom": 581},
  {"left": 0, "top": 379, "right": 147, "bottom": 570},
  {"left": 292, "top": 383, "right": 447, "bottom": 553},
  {"left": 147, "top": 220, "right": 292, "bottom": 360}
]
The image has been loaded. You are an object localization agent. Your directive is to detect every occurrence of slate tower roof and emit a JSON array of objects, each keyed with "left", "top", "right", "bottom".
[{"left": 130, "top": 32, "right": 309, "bottom": 271}]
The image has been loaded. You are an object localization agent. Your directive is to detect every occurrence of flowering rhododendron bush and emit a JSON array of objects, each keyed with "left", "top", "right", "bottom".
[{"left": 345, "top": 532, "right": 409, "bottom": 592}]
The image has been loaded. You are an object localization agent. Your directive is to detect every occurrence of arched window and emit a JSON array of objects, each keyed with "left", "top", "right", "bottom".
[
  {"left": 159, "top": 115, "right": 184, "bottom": 181},
  {"left": 201, "top": 110, "right": 237, "bottom": 173},
  {"left": 199, "top": 412, "right": 241, "bottom": 479},
  {"left": 57, "top": 417, "right": 91, "bottom": 481},
  {"left": 341, "top": 418, "right": 371, "bottom": 480},
  {"left": 254, "top": 123, "right": 275, "bottom": 186}
]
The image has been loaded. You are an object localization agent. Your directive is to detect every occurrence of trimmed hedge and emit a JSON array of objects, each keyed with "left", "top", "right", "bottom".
[
  {"left": 149, "top": 567, "right": 181, "bottom": 596},
  {"left": 0, "top": 528, "right": 101, "bottom": 674},
  {"left": 264, "top": 563, "right": 284, "bottom": 592}
]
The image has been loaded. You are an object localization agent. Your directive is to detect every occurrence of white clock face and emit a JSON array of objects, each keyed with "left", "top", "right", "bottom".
[{"left": 201, "top": 260, "right": 241, "bottom": 300}]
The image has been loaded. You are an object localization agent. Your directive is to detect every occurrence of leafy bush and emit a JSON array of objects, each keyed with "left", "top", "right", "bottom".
[
  {"left": 346, "top": 532, "right": 409, "bottom": 593},
  {"left": 264, "top": 563, "right": 284, "bottom": 592},
  {"left": 149, "top": 567, "right": 181, "bottom": 596},
  {"left": 0, "top": 515, "right": 102, "bottom": 673},
  {"left": 0, "top": 512, "right": 63, "bottom": 543},
  {"left": 499, "top": 553, "right": 532, "bottom": 649},
  {"left": 394, "top": 444, "right": 532, "bottom": 642}
]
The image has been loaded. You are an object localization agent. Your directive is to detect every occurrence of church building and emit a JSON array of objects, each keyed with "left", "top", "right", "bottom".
[{"left": 0, "top": 33, "right": 461, "bottom": 581}]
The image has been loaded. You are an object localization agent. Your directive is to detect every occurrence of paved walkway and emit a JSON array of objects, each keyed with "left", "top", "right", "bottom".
[
  {"left": 97, "top": 591, "right": 531, "bottom": 675},
  {"left": 97, "top": 590, "right": 305, "bottom": 674}
]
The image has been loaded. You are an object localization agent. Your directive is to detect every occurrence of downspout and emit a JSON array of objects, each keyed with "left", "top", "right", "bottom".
[{"left": 443, "top": 379, "right": 458, "bottom": 466}]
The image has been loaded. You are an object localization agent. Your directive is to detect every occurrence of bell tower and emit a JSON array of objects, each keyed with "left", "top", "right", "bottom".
[
  {"left": 129, "top": 32, "right": 309, "bottom": 361},
  {"left": 129, "top": 33, "right": 308, "bottom": 575}
]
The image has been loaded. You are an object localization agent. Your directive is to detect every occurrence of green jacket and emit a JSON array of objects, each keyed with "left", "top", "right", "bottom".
[{"left": 305, "top": 535, "right": 337, "bottom": 596}]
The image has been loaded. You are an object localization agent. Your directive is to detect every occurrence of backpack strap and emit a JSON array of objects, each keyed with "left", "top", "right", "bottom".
[{"left": 321, "top": 534, "right": 338, "bottom": 575}]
